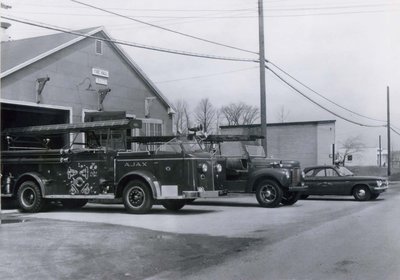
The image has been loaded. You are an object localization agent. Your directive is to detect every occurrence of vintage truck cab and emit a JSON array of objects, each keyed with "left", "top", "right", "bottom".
[
  {"left": 204, "top": 135, "right": 308, "bottom": 207},
  {"left": 1, "top": 120, "right": 222, "bottom": 214}
]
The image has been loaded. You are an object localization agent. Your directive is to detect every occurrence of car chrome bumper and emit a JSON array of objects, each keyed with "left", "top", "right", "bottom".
[{"left": 373, "top": 186, "right": 388, "bottom": 191}]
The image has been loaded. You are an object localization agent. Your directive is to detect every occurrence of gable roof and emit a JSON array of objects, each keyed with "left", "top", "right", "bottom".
[{"left": 0, "top": 26, "right": 174, "bottom": 112}]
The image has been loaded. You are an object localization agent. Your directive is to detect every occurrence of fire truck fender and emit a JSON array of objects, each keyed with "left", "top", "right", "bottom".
[
  {"left": 116, "top": 171, "right": 159, "bottom": 199},
  {"left": 14, "top": 172, "right": 48, "bottom": 197},
  {"left": 248, "top": 168, "right": 289, "bottom": 192}
]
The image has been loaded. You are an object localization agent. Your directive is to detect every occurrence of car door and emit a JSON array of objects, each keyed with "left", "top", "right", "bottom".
[
  {"left": 305, "top": 168, "right": 327, "bottom": 195},
  {"left": 321, "top": 167, "right": 344, "bottom": 195}
]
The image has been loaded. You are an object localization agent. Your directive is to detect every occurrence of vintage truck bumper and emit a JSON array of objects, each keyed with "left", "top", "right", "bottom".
[{"left": 288, "top": 184, "right": 308, "bottom": 192}]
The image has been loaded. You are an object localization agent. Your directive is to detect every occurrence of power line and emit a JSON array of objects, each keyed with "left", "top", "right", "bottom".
[
  {"left": 266, "top": 66, "right": 386, "bottom": 128},
  {"left": 2, "top": 15, "right": 258, "bottom": 63},
  {"left": 70, "top": 0, "right": 258, "bottom": 55},
  {"left": 266, "top": 60, "right": 387, "bottom": 123},
  {"left": 155, "top": 66, "right": 258, "bottom": 84}
]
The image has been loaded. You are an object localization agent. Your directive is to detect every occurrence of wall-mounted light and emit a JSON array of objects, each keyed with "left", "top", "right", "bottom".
[
  {"left": 36, "top": 76, "right": 50, "bottom": 104},
  {"left": 98, "top": 88, "right": 111, "bottom": 111}
]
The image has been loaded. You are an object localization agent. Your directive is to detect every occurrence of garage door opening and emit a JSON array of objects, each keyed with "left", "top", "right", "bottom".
[{"left": 1, "top": 103, "right": 70, "bottom": 150}]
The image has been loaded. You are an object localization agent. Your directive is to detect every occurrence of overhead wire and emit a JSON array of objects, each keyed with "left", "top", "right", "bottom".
[
  {"left": 70, "top": 0, "right": 259, "bottom": 55},
  {"left": 266, "top": 65, "right": 386, "bottom": 128},
  {"left": 266, "top": 60, "right": 387, "bottom": 123},
  {"left": 1, "top": 15, "right": 258, "bottom": 63}
]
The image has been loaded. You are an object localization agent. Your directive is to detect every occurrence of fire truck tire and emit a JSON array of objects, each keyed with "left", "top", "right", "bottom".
[
  {"left": 255, "top": 179, "right": 283, "bottom": 208},
  {"left": 161, "top": 200, "right": 186, "bottom": 211},
  {"left": 17, "top": 181, "right": 45, "bottom": 213},
  {"left": 61, "top": 199, "right": 88, "bottom": 209},
  {"left": 123, "top": 180, "right": 153, "bottom": 214},
  {"left": 281, "top": 191, "right": 300, "bottom": 206}
]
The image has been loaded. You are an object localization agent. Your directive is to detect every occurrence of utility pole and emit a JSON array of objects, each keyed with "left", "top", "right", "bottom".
[
  {"left": 387, "top": 86, "right": 391, "bottom": 176},
  {"left": 379, "top": 135, "right": 382, "bottom": 167},
  {"left": 258, "top": 0, "right": 267, "bottom": 154}
]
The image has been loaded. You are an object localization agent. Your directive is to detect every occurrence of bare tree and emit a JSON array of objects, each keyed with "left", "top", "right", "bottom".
[
  {"left": 338, "top": 135, "right": 365, "bottom": 166},
  {"left": 173, "top": 99, "right": 191, "bottom": 134},
  {"left": 221, "top": 102, "right": 259, "bottom": 125},
  {"left": 276, "top": 105, "right": 290, "bottom": 123},
  {"left": 194, "top": 98, "right": 216, "bottom": 133}
]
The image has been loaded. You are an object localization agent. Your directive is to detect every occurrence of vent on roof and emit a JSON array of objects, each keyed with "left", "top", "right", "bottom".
[{"left": 95, "top": 40, "right": 103, "bottom": 55}]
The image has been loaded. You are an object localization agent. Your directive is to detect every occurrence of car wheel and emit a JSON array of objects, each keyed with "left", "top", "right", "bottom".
[
  {"left": 281, "top": 191, "right": 300, "bottom": 206},
  {"left": 61, "top": 199, "right": 88, "bottom": 209},
  {"left": 255, "top": 180, "right": 283, "bottom": 208},
  {"left": 353, "top": 185, "right": 371, "bottom": 201},
  {"left": 161, "top": 200, "right": 186, "bottom": 211},
  {"left": 370, "top": 193, "right": 380, "bottom": 200},
  {"left": 17, "top": 181, "right": 45, "bottom": 213},
  {"left": 123, "top": 180, "right": 153, "bottom": 214}
]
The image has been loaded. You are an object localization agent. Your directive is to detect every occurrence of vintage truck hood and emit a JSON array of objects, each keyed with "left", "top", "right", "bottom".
[{"left": 251, "top": 157, "right": 301, "bottom": 168}]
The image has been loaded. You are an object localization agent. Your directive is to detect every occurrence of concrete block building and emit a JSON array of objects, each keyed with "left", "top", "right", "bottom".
[{"left": 220, "top": 120, "right": 336, "bottom": 167}]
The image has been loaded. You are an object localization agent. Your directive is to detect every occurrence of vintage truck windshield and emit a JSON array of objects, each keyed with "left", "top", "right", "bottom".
[
  {"left": 181, "top": 139, "right": 204, "bottom": 153},
  {"left": 219, "top": 142, "right": 245, "bottom": 157},
  {"left": 245, "top": 145, "right": 266, "bottom": 157}
]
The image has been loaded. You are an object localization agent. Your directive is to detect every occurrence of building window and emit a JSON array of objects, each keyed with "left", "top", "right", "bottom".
[
  {"left": 95, "top": 40, "right": 103, "bottom": 55},
  {"left": 131, "top": 119, "right": 163, "bottom": 151}
]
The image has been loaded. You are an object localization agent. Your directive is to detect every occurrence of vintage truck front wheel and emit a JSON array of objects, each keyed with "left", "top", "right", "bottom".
[
  {"left": 281, "top": 191, "right": 300, "bottom": 206},
  {"left": 255, "top": 180, "right": 283, "bottom": 208},
  {"left": 17, "top": 180, "right": 45, "bottom": 213},
  {"left": 161, "top": 200, "right": 186, "bottom": 211},
  {"left": 123, "top": 180, "right": 153, "bottom": 214}
]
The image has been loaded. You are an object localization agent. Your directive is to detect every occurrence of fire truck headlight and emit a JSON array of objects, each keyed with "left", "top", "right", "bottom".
[
  {"left": 215, "top": 164, "right": 222, "bottom": 173},
  {"left": 198, "top": 163, "right": 208, "bottom": 173}
]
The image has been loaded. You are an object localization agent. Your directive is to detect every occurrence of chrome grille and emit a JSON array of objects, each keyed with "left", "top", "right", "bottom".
[{"left": 291, "top": 168, "right": 301, "bottom": 185}]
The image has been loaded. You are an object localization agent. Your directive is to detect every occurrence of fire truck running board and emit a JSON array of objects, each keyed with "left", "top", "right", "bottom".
[{"left": 44, "top": 194, "right": 115, "bottom": 199}]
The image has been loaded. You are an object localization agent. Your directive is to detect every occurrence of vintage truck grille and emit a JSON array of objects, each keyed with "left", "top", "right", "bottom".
[{"left": 291, "top": 167, "right": 301, "bottom": 186}]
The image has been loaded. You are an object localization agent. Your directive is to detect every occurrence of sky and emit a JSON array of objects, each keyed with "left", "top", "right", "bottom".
[{"left": 1, "top": 0, "right": 399, "bottom": 150}]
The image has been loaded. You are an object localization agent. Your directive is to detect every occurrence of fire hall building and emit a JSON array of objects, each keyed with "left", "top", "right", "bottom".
[{"left": 1, "top": 26, "right": 174, "bottom": 148}]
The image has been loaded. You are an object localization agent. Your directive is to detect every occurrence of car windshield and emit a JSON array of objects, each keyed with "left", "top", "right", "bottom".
[
  {"left": 245, "top": 145, "right": 265, "bottom": 157},
  {"left": 337, "top": 166, "right": 354, "bottom": 176}
]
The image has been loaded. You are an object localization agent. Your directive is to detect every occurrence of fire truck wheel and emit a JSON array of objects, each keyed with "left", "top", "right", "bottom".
[
  {"left": 161, "top": 200, "right": 186, "bottom": 211},
  {"left": 255, "top": 180, "right": 283, "bottom": 208},
  {"left": 123, "top": 180, "right": 153, "bottom": 214},
  {"left": 61, "top": 199, "right": 88, "bottom": 209},
  {"left": 17, "top": 181, "right": 45, "bottom": 213},
  {"left": 281, "top": 191, "right": 300, "bottom": 206}
]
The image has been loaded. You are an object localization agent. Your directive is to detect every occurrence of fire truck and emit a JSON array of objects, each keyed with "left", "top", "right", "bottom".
[
  {"left": 1, "top": 119, "right": 222, "bottom": 214},
  {"left": 203, "top": 134, "right": 308, "bottom": 207}
]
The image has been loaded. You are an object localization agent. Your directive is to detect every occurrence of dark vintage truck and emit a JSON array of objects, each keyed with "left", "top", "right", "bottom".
[
  {"left": 203, "top": 135, "right": 308, "bottom": 207},
  {"left": 1, "top": 119, "right": 222, "bottom": 214}
]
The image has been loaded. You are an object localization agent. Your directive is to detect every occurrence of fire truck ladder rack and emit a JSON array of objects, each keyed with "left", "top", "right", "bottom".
[{"left": 3, "top": 119, "right": 142, "bottom": 150}]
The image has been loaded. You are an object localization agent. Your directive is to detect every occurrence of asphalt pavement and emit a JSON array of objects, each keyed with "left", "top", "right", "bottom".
[{"left": 1, "top": 182, "right": 400, "bottom": 280}]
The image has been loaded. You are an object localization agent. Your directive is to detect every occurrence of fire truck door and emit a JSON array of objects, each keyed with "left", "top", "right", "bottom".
[{"left": 64, "top": 150, "right": 108, "bottom": 195}]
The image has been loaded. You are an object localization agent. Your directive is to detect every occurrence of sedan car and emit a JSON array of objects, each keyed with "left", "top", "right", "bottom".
[{"left": 302, "top": 165, "right": 388, "bottom": 201}]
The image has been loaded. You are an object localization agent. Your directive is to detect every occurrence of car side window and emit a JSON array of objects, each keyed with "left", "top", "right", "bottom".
[
  {"left": 305, "top": 169, "right": 314, "bottom": 177},
  {"left": 315, "top": 169, "right": 326, "bottom": 177},
  {"left": 326, "top": 168, "right": 337, "bottom": 177}
]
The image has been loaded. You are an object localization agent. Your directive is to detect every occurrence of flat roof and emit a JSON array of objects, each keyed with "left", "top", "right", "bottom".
[{"left": 220, "top": 120, "right": 336, "bottom": 129}]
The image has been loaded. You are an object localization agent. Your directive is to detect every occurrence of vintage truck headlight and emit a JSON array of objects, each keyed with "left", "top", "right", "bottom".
[
  {"left": 198, "top": 163, "right": 208, "bottom": 173},
  {"left": 376, "top": 180, "right": 383, "bottom": 187},
  {"left": 215, "top": 164, "right": 222, "bottom": 173},
  {"left": 284, "top": 170, "right": 290, "bottom": 179}
]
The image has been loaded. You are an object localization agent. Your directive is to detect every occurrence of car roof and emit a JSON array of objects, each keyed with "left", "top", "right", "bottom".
[{"left": 304, "top": 165, "right": 337, "bottom": 172}]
